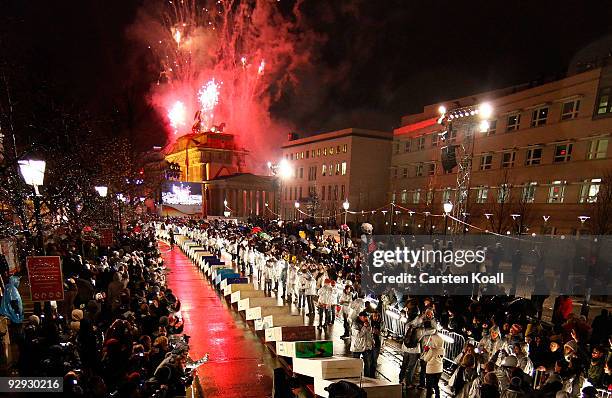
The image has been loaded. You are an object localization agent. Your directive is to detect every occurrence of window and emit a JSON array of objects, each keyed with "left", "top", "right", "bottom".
[
  {"left": 442, "top": 188, "right": 453, "bottom": 203},
  {"left": 329, "top": 164, "right": 333, "bottom": 175},
  {"left": 343, "top": 144, "right": 347, "bottom": 153},
  {"left": 580, "top": 178, "right": 601, "bottom": 203},
  {"left": 561, "top": 99, "right": 580, "bottom": 120},
  {"left": 502, "top": 151, "right": 516, "bottom": 168},
  {"left": 525, "top": 148, "right": 542, "bottom": 166},
  {"left": 317, "top": 148, "right": 321, "bottom": 157},
  {"left": 507, "top": 114, "right": 521, "bottom": 131},
  {"left": 311, "top": 150, "right": 315, "bottom": 158},
  {"left": 393, "top": 168, "right": 398, "bottom": 179},
  {"left": 329, "top": 147, "right": 334, "bottom": 155},
  {"left": 548, "top": 181, "right": 566, "bottom": 203},
  {"left": 299, "top": 167, "right": 303, "bottom": 178},
  {"left": 588, "top": 139, "right": 608, "bottom": 159},
  {"left": 333, "top": 185, "right": 338, "bottom": 201},
  {"left": 426, "top": 189, "right": 433, "bottom": 205},
  {"left": 335, "top": 163, "right": 341, "bottom": 175},
  {"left": 596, "top": 87, "right": 612, "bottom": 115},
  {"left": 416, "top": 136, "right": 425, "bottom": 150},
  {"left": 301, "top": 151, "right": 305, "bottom": 159},
  {"left": 426, "top": 163, "right": 434, "bottom": 176},
  {"left": 401, "top": 190, "right": 408, "bottom": 203},
  {"left": 394, "top": 143, "right": 400, "bottom": 154},
  {"left": 402, "top": 167, "right": 408, "bottom": 178},
  {"left": 480, "top": 154, "right": 493, "bottom": 170},
  {"left": 531, "top": 106, "right": 548, "bottom": 127},
  {"left": 341, "top": 185, "right": 345, "bottom": 199},
  {"left": 476, "top": 186, "right": 488, "bottom": 203},
  {"left": 323, "top": 148, "right": 327, "bottom": 156},
  {"left": 299, "top": 187, "right": 302, "bottom": 198},
  {"left": 341, "top": 162, "right": 347, "bottom": 175},
  {"left": 404, "top": 141, "right": 411, "bottom": 152},
  {"left": 321, "top": 186, "right": 325, "bottom": 200},
  {"left": 337, "top": 145, "right": 341, "bottom": 153},
  {"left": 290, "top": 153, "right": 294, "bottom": 160},
  {"left": 416, "top": 163, "right": 423, "bottom": 177},
  {"left": 327, "top": 185, "right": 331, "bottom": 201},
  {"left": 305, "top": 150, "right": 309, "bottom": 159},
  {"left": 553, "top": 144, "right": 572, "bottom": 163},
  {"left": 413, "top": 189, "right": 421, "bottom": 204},
  {"left": 431, "top": 133, "right": 439, "bottom": 147},
  {"left": 322, "top": 164, "right": 326, "bottom": 176},
  {"left": 284, "top": 187, "right": 288, "bottom": 201},
  {"left": 522, "top": 182, "right": 537, "bottom": 203},
  {"left": 289, "top": 187, "right": 293, "bottom": 200},
  {"left": 486, "top": 120, "right": 497, "bottom": 136},
  {"left": 498, "top": 184, "right": 510, "bottom": 203}
]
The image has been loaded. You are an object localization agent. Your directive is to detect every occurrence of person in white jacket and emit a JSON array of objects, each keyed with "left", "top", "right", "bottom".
[
  {"left": 304, "top": 272, "right": 317, "bottom": 316},
  {"left": 421, "top": 327, "right": 445, "bottom": 398},
  {"left": 316, "top": 279, "right": 334, "bottom": 328},
  {"left": 338, "top": 285, "right": 355, "bottom": 338}
]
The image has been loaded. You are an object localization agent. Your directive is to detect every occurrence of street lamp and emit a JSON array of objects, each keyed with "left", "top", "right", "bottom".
[
  {"left": 342, "top": 199, "right": 349, "bottom": 225},
  {"left": 224, "top": 210, "right": 231, "bottom": 218},
  {"left": 443, "top": 201, "right": 453, "bottom": 236},
  {"left": 18, "top": 159, "right": 46, "bottom": 255},
  {"left": 478, "top": 102, "right": 493, "bottom": 119},
  {"left": 294, "top": 201, "right": 299, "bottom": 221}
]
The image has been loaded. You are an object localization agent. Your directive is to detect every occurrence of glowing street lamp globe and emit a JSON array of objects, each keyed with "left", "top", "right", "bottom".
[
  {"left": 294, "top": 201, "right": 300, "bottom": 208},
  {"left": 438, "top": 105, "right": 446, "bottom": 115},
  {"left": 278, "top": 159, "right": 292, "bottom": 179},
  {"left": 342, "top": 200, "right": 350, "bottom": 211},
  {"left": 443, "top": 201, "right": 454, "bottom": 214},
  {"left": 18, "top": 159, "right": 46, "bottom": 195}
]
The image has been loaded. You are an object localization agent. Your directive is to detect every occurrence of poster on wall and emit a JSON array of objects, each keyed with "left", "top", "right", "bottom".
[
  {"left": 0, "top": 238, "right": 19, "bottom": 275},
  {"left": 26, "top": 256, "right": 64, "bottom": 301}
]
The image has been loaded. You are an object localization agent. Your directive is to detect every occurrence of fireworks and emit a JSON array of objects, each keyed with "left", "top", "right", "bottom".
[
  {"left": 135, "top": 0, "right": 313, "bottom": 166},
  {"left": 168, "top": 101, "right": 187, "bottom": 134}
]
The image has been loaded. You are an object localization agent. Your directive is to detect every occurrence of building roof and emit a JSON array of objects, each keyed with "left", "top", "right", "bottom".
[
  {"left": 281, "top": 127, "right": 391, "bottom": 149},
  {"left": 205, "top": 172, "right": 275, "bottom": 184}
]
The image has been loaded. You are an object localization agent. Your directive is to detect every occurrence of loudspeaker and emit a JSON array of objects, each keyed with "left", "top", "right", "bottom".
[{"left": 441, "top": 145, "right": 457, "bottom": 172}]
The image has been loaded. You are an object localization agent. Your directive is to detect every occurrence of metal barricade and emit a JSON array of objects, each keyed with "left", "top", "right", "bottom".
[
  {"left": 597, "top": 389, "right": 611, "bottom": 398},
  {"left": 439, "top": 329, "right": 466, "bottom": 370}
]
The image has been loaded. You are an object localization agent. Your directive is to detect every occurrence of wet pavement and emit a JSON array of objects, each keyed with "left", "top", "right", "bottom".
[{"left": 161, "top": 242, "right": 280, "bottom": 397}]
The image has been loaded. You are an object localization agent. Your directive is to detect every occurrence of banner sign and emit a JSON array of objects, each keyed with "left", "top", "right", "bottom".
[{"left": 26, "top": 256, "right": 64, "bottom": 301}]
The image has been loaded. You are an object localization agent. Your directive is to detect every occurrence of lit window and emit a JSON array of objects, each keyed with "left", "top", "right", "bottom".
[
  {"left": 580, "top": 178, "right": 601, "bottom": 203},
  {"left": 343, "top": 144, "right": 347, "bottom": 153},
  {"left": 416, "top": 136, "right": 425, "bottom": 150},
  {"left": 431, "top": 133, "right": 439, "bottom": 147},
  {"left": 476, "top": 186, "right": 488, "bottom": 203},
  {"left": 341, "top": 162, "right": 347, "bottom": 175},
  {"left": 507, "top": 114, "right": 521, "bottom": 131},
  {"left": 333, "top": 185, "right": 338, "bottom": 201},
  {"left": 548, "top": 180, "right": 566, "bottom": 203},
  {"left": 327, "top": 185, "right": 331, "bottom": 200},
  {"left": 596, "top": 87, "right": 611, "bottom": 115},
  {"left": 486, "top": 120, "right": 497, "bottom": 136},
  {"left": 305, "top": 151, "right": 309, "bottom": 159},
  {"left": 531, "top": 106, "right": 548, "bottom": 127},
  {"left": 426, "top": 190, "right": 433, "bottom": 205},
  {"left": 402, "top": 167, "right": 408, "bottom": 178},
  {"left": 498, "top": 184, "right": 510, "bottom": 203},
  {"left": 588, "top": 139, "right": 608, "bottom": 160},
  {"left": 323, "top": 148, "right": 327, "bottom": 156},
  {"left": 329, "top": 147, "right": 334, "bottom": 155},
  {"left": 415, "top": 164, "right": 423, "bottom": 177},
  {"left": 522, "top": 182, "right": 537, "bottom": 203},
  {"left": 553, "top": 144, "right": 572, "bottom": 163},
  {"left": 480, "top": 154, "right": 493, "bottom": 170},
  {"left": 311, "top": 150, "right": 315, "bottom": 157},
  {"left": 525, "top": 147, "right": 542, "bottom": 166},
  {"left": 413, "top": 189, "right": 421, "bottom": 204},
  {"left": 427, "top": 163, "right": 435, "bottom": 176},
  {"left": 401, "top": 190, "right": 408, "bottom": 203},
  {"left": 322, "top": 164, "right": 326, "bottom": 176},
  {"left": 502, "top": 151, "right": 516, "bottom": 168},
  {"left": 335, "top": 163, "right": 340, "bottom": 175},
  {"left": 442, "top": 188, "right": 453, "bottom": 203},
  {"left": 317, "top": 148, "right": 321, "bottom": 157},
  {"left": 561, "top": 99, "right": 580, "bottom": 120}
]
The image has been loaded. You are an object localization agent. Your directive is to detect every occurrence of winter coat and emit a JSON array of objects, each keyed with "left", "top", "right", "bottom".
[
  {"left": 350, "top": 320, "right": 374, "bottom": 352},
  {"left": 421, "top": 333, "right": 444, "bottom": 374}
]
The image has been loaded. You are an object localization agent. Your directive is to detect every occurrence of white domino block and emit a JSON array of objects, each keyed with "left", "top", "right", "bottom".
[
  {"left": 314, "top": 377, "right": 402, "bottom": 398},
  {"left": 292, "top": 357, "right": 363, "bottom": 379},
  {"left": 245, "top": 305, "right": 288, "bottom": 320},
  {"left": 237, "top": 296, "right": 280, "bottom": 311}
]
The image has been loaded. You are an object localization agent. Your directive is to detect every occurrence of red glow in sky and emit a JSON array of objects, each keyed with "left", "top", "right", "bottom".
[{"left": 132, "top": 0, "right": 314, "bottom": 170}]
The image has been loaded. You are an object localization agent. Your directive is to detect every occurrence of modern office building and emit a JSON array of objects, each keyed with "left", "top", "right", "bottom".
[
  {"left": 391, "top": 65, "right": 612, "bottom": 235},
  {"left": 280, "top": 128, "right": 392, "bottom": 223}
]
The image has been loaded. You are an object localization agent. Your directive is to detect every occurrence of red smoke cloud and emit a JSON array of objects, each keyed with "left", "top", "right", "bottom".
[{"left": 129, "top": 0, "right": 316, "bottom": 172}]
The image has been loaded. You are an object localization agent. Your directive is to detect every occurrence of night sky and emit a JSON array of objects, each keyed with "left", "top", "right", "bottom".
[{"left": 2, "top": 0, "right": 612, "bottom": 149}]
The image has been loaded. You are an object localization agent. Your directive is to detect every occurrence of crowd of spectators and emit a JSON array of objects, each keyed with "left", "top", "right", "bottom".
[{"left": 0, "top": 225, "right": 204, "bottom": 398}]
